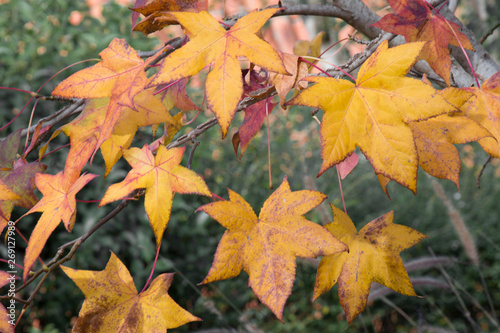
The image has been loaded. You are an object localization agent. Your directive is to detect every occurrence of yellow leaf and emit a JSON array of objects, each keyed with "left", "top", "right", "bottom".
[
  {"left": 288, "top": 40, "right": 471, "bottom": 191},
  {"left": 61, "top": 252, "right": 200, "bottom": 332},
  {"left": 148, "top": 9, "right": 287, "bottom": 137},
  {"left": 313, "top": 204, "right": 427, "bottom": 324},
  {"left": 99, "top": 145, "right": 211, "bottom": 247},
  {"left": 461, "top": 71, "right": 500, "bottom": 158},
  {"left": 198, "top": 177, "right": 347, "bottom": 320}
]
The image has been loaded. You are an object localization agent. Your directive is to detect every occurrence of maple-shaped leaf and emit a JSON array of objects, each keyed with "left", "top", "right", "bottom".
[
  {"left": 133, "top": 0, "right": 208, "bottom": 35},
  {"left": 461, "top": 70, "right": 500, "bottom": 158},
  {"left": 52, "top": 38, "right": 152, "bottom": 157},
  {"left": 61, "top": 252, "right": 200, "bottom": 332},
  {"left": 21, "top": 172, "right": 97, "bottom": 281},
  {"left": 232, "top": 69, "right": 277, "bottom": 158},
  {"left": 287, "top": 40, "right": 470, "bottom": 191},
  {"left": 410, "top": 114, "right": 491, "bottom": 189},
  {"left": 372, "top": 0, "right": 473, "bottom": 85},
  {"left": 148, "top": 9, "right": 288, "bottom": 138},
  {"left": 99, "top": 145, "right": 211, "bottom": 247},
  {"left": 0, "top": 271, "right": 15, "bottom": 333},
  {"left": 0, "top": 131, "right": 47, "bottom": 234},
  {"left": 46, "top": 88, "right": 177, "bottom": 181},
  {"left": 313, "top": 204, "right": 427, "bottom": 324},
  {"left": 197, "top": 177, "right": 347, "bottom": 320}
]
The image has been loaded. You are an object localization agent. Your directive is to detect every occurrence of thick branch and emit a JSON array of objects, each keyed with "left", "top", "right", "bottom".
[{"left": 269, "top": 1, "right": 498, "bottom": 86}]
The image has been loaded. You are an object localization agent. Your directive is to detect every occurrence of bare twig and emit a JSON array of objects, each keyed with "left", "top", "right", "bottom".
[
  {"left": 20, "top": 99, "right": 85, "bottom": 138},
  {"left": 479, "top": 22, "right": 500, "bottom": 44},
  {"left": 476, "top": 156, "right": 492, "bottom": 188},
  {"left": 187, "top": 139, "right": 200, "bottom": 170}
]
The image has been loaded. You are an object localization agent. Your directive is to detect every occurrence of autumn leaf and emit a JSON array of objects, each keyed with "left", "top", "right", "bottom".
[
  {"left": 45, "top": 88, "right": 177, "bottom": 180},
  {"left": 372, "top": 0, "right": 473, "bottom": 85},
  {"left": 61, "top": 252, "right": 200, "bottom": 332},
  {"left": 337, "top": 153, "right": 359, "bottom": 180},
  {"left": 0, "top": 130, "right": 47, "bottom": 235},
  {"left": 269, "top": 52, "right": 308, "bottom": 107},
  {"left": 197, "top": 177, "right": 347, "bottom": 320},
  {"left": 148, "top": 8, "right": 288, "bottom": 137},
  {"left": 21, "top": 172, "right": 97, "bottom": 281},
  {"left": 232, "top": 69, "right": 277, "bottom": 158},
  {"left": 287, "top": 40, "right": 470, "bottom": 191},
  {"left": 99, "top": 145, "right": 211, "bottom": 247},
  {"left": 99, "top": 88, "right": 179, "bottom": 176},
  {"left": 409, "top": 114, "right": 491, "bottom": 189},
  {"left": 313, "top": 204, "right": 427, "bottom": 324},
  {"left": 52, "top": 38, "right": 152, "bottom": 157},
  {"left": 461, "top": 70, "right": 500, "bottom": 158},
  {"left": 154, "top": 78, "right": 200, "bottom": 112},
  {"left": 133, "top": 0, "right": 208, "bottom": 35}
]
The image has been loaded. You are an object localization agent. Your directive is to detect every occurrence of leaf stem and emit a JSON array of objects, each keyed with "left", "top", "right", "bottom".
[{"left": 140, "top": 245, "right": 161, "bottom": 294}]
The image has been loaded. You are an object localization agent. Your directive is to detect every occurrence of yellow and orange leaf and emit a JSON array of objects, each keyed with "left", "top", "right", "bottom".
[
  {"left": 21, "top": 172, "right": 97, "bottom": 281},
  {"left": 313, "top": 204, "right": 427, "bottom": 324},
  {"left": 461, "top": 70, "right": 500, "bottom": 158},
  {"left": 99, "top": 88, "right": 179, "bottom": 176},
  {"left": 61, "top": 252, "right": 200, "bottom": 332},
  {"left": 409, "top": 114, "right": 491, "bottom": 189},
  {"left": 99, "top": 145, "right": 211, "bottom": 247},
  {"left": 52, "top": 38, "right": 153, "bottom": 157},
  {"left": 197, "top": 177, "right": 347, "bottom": 320},
  {"left": 287, "top": 40, "right": 470, "bottom": 192},
  {"left": 269, "top": 52, "right": 308, "bottom": 107},
  {"left": 148, "top": 9, "right": 288, "bottom": 137},
  {"left": 373, "top": 0, "right": 473, "bottom": 85}
]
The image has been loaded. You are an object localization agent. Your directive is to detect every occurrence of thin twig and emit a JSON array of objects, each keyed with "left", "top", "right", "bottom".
[
  {"left": 479, "top": 22, "right": 500, "bottom": 44},
  {"left": 476, "top": 156, "right": 492, "bottom": 188},
  {"left": 187, "top": 139, "right": 200, "bottom": 170},
  {"left": 20, "top": 99, "right": 85, "bottom": 138}
]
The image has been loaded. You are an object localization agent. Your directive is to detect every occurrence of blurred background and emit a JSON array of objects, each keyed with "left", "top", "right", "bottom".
[{"left": 1, "top": 0, "right": 500, "bottom": 332}]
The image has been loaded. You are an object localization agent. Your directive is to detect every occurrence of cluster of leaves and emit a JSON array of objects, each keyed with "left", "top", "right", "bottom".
[{"left": 1, "top": 0, "right": 500, "bottom": 331}]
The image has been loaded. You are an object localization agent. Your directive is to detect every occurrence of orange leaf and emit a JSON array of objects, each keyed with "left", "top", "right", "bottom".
[
  {"left": 21, "top": 172, "right": 97, "bottom": 281},
  {"left": 313, "top": 204, "right": 427, "bottom": 324},
  {"left": 287, "top": 40, "right": 471, "bottom": 192},
  {"left": 197, "top": 177, "right": 347, "bottom": 320},
  {"left": 52, "top": 38, "right": 150, "bottom": 157},
  {"left": 461, "top": 71, "right": 500, "bottom": 158},
  {"left": 61, "top": 252, "right": 200, "bottom": 332},
  {"left": 148, "top": 9, "right": 288, "bottom": 137},
  {"left": 99, "top": 145, "right": 211, "bottom": 247},
  {"left": 133, "top": 0, "right": 208, "bottom": 35},
  {"left": 372, "top": 0, "right": 473, "bottom": 85}
]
